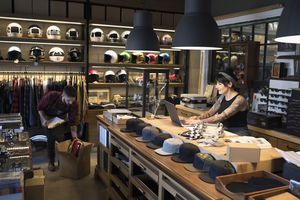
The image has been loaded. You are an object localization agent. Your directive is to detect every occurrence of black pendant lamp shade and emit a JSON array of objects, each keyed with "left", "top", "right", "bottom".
[
  {"left": 126, "top": 11, "right": 160, "bottom": 53},
  {"left": 173, "top": 0, "right": 221, "bottom": 50},
  {"left": 275, "top": 0, "right": 300, "bottom": 44}
]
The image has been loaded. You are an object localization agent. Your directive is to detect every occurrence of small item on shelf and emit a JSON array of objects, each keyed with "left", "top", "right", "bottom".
[
  {"left": 107, "top": 30, "right": 120, "bottom": 42},
  {"left": 180, "top": 94, "right": 207, "bottom": 109},
  {"left": 46, "top": 25, "right": 61, "bottom": 39},
  {"left": 27, "top": 25, "right": 43, "bottom": 38},
  {"left": 121, "top": 30, "right": 130, "bottom": 43},
  {"left": 88, "top": 69, "right": 99, "bottom": 83},
  {"left": 7, "top": 22, "right": 23, "bottom": 38},
  {"left": 104, "top": 50, "right": 118, "bottom": 63},
  {"left": 68, "top": 48, "right": 81, "bottom": 62},
  {"left": 104, "top": 70, "right": 117, "bottom": 83},
  {"left": 131, "top": 52, "right": 145, "bottom": 64},
  {"left": 145, "top": 53, "right": 157, "bottom": 64},
  {"left": 169, "top": 73, "right": 181, "bottom": 82},
  {"left": 90, "top": 27, "right": 104, "bottom": 42},
  {"left": 161, "top": 34, "right": 172, "bottom": 45},
  {"left": 118, "top": 51, "right": 131, "bottom": 63},
  {"left": 157, "top": 52, "right": 170, "bottom": 64},
  {"left": 29, "top": 46, "right": 45, "bottom": 62},
  {"left": 116, "top": 69, "right": 127, "bottom": 83},
  {"left": 7, "top": 46, "right": 23, "bottom": 62},
  {"left": 66, "top": 27, "right": 79, "bottom": 40},
  {"left": 49, "top": 47, "right": 64, "bottom": 62}
]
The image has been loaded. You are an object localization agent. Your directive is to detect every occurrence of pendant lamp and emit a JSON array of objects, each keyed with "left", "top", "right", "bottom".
[
  {"left": 126, "top": 10, "right": 160, "bottom": 53},
  {"left": 173, "top": 0, "right": 221, "bottom": 50},
  {"left": 275, "top": 0, "right": 300, "bottom": 44}
]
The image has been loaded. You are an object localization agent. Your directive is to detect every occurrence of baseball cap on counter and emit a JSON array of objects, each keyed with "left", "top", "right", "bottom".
[
  {"left": 130, "top": 122, "right": 151, "bottom": 137},
  {"left": 155, "top": 138, "right": 183, "bottom": 156},
  {"left": 120, "top": 118, "right": 143, "bottom": 132},
  {"left": 184, "top": 153, "right": 215, "bottom": 172},
  {"left": 146, "top": 133, "right": 172, "bottom": 149},
  {"left": 199, "top": 160, "right": 236, "bottom": 184},
  {"left": 135, "top": 126, "right": 160, "bottom": 143},
  {"left": 171, "top": 143, "right": 200, "bottom": 163}
]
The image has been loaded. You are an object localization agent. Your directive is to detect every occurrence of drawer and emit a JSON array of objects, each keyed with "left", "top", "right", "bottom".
[
  {"left": 131, "top": 175, "right": 158, "bottom": 200},
  {"left": 277, "top": 139, "right": 300, "bottom": 151},
  {"left": 111, "top": 135, "right": 129, "bottom": 158},
  {"left": 108, "top": 186, "right": 126, "bottom": 200},
  {"left": 110, "top": 156, "right": 129, "bottom": 178},
  {"left": 110, "top": 174, "right": 129, "bottom": 199}
]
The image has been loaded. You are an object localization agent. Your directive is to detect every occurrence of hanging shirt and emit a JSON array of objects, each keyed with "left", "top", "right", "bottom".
[{"left": 37, "top": 91, "right": 78, "bottom": 126}]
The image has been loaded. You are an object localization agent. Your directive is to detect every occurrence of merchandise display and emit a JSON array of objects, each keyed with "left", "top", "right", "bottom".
[
  {"left": 183, "top": 153, "right": 215, "bottom": 172},
  {"left": 104, "top": 50, "right": 118, "bottom": 63},
  {"left": 68, "top": 47, "right": 81, "bottom": 62},
  {"left": 27, "top": 25, "right": 43, "bottom": 38},
  {"left": 46, "top": 25, "right": 61, "bottom": 39},
  {"left": 66, "top": 27, "right": 79, "bottom": 40},
  {"left": 7, "top": 46, "right": 23, "bottom": 61},
  {"left": 118, "top": 51, "right": 131, "bottom": 63},
  {"left": 157, "top": 52, "right": 170, "bottom": 64},
  {"left": 88, "top": 69, "right": 99, "bottom": 83},
  {"left": 121, "top": 30, "right": 130, "bottom": 43},
  {"left": 131, "top": 52, "right": 145, "bottom": 64},
  {"left": 154, "top": 138, "right": 183, "bottom": 156},
  {"left": 49, "top": 47, "right": 64, "bottom": 62},
  {"left": 7, "top": 22, "right": 23, "bottom": 38},
  {"left": 161, "top": 34, "right": 172, "bottom": 45},
  {"left": 171, "top": 143, "right": 200, "bottom": 163},
  {"left": 145, "top": 53, "right": 157, "bottom": 64},
  {"left": 116, "top": 69, "right": 127, "bottom": 83},
  {"left": 130, "top": 122, "right": 151, "bottom": 137},
  {"left": 146, "top": 133, "right": 172, "bottom": 149},
  {"left": 135, "top": 126, "right": 161, "bottom": 142},
  {"left": 107, "top": 30, "right": 120, "bottom": 42},
  {"left": 90, "top": 27, "right": 104, "bottom": 42},
  {"left": 104, "top": 70, "right": 116, "bottom": 83},
  {"left": 29, "top": 46, "right": 45, "bottom": 62}
]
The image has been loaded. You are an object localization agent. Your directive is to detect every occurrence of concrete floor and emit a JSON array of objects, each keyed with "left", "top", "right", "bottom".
[{"left": 32, "top": 146, "right": 109, "bottom": 200}]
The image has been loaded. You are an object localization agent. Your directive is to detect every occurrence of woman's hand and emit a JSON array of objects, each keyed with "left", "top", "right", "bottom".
[{"left": 182, "top": 116, "right": 201, "bottom": 125}]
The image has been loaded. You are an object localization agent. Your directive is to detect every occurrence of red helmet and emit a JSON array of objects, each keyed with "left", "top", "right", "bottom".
[
  {"left": 88, "top": 69, "right": 98, "bottom": 75},
  {"left": 145, "top": 53, "right": 157, "bottom": 64},
  {"left": 88, "top": 69, "right": 99, "bottom": 83}
]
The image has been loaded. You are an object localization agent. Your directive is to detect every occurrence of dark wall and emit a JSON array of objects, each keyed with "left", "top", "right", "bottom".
[{"left": 211, "top": 0, "right": 286, "bottom": 16}]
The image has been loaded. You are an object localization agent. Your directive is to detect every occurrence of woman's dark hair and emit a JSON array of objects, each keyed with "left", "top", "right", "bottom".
[
  {"left": 63, "top": 85, "right": 76, "bottom": 97},
  {"left": 215, "top": 68, "right": 238, "bottom": 89}
]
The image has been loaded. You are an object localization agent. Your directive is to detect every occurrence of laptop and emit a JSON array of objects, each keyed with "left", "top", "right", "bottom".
[{"left": 164, "top": 100, "right": 190, "bottom": 127}]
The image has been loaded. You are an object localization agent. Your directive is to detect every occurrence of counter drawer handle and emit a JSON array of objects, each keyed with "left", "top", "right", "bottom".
[
  {"left": 137, "top": 187, "right": 145, "bottom": 195},
  {"left": 139, "top": 163, "right": 147, "bottom": 171},
  {"left": 175, "top": 194, "right": 185, "bottom": 200}
]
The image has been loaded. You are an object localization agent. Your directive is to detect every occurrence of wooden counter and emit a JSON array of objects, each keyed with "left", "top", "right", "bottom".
[{"left": 176, "top": 104, "right": 208, "bottom": 117}]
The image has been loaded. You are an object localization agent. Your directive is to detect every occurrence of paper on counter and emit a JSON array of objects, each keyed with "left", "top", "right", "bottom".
[{"left": 276, "top": 148, "right": 300, "bottom": 167}]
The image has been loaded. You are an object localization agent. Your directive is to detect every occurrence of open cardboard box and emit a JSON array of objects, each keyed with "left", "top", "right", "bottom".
[
  {"left": 248, "top": 188, "right": 299, "bottom": 200},
  {"left": 215, "top": 171, "right": 290, "bottom": 200},
  {"left": 24, "top": 169, "right": 45, "bottom": 200}
]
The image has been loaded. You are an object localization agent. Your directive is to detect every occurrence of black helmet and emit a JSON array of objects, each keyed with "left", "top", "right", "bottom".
[
  {"left": 8, "top": 46, "right": 23, "bottom": 61},
  {"left": 66, "top": 28, "right": 79, "bottom": 40},
  {"left": 104, "top": 70, "right": 116, "bottom": 83},
  {"left": 68, "top": 48, "right": 81, "bottom": 62},
  {"left": 116, "top": 69, "right": 127, "bottom": 83},
  {"left": 88, "top": 69, "right": 99, "bottom": 83},
  {"left": 29, "top": 46, "right": 45, "bottom": 62},
  {"left": 107, "top": 30, "right": 120, "bottom": 42}
]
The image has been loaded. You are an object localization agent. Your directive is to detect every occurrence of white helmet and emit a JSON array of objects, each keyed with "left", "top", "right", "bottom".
[
  {"left": 28, "top": 25, "right": 43, "bottom": 38},
  {"left": 66, "top": 27, "right": 79, "bottom": 40},
  {"left": 47, "top": 25, "right": 61, "bottom": 39},
  {"left": 7, "top": 46, "right": 22, "bottom": 61},
  {"left": 107, "top": 30, "right": 119, "bottom": 42},
  {"left": 7, "top": 23, "right": 23, "bottom": 38},
  {"left": 90, "top": 28, "right": 104, "bottom": 42},
  {"left": 121, "top": 30, "right": 130, "bottom": 43},
  {"left": 104, "top": 70, "right": 116, "bottom": 83},
  {"left": 29, "top": 46, "right": 45, "bottom": 62},
  {"left": 104, "top": 50, "right": 118, "bottom": 63},
  {"left": 49, "top": 47, "right": 64, "bottom": 62},
  {"left": 161, "top": 34, "right": 172, "bottom": 45}
]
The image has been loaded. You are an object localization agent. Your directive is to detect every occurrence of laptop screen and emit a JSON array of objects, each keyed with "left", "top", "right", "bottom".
[{"left": 164, "top": 100, "right": 182, "bottom": 126}]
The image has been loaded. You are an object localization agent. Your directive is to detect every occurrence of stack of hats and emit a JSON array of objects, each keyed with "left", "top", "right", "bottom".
[
  {"left": 171, "top": 143, "right": 200, "bottom": 163},
  {"left": 184, "top": 153, "right": 215, "bottom": 172},
  {"left": 120, "top": 118, "right": 143, "bottom": 133},
  {"left": 146, "top": 133, "right": 172, "bottom": 149},
  {"left": 136, "top": 126, "right": 161, "bottom": 143}
]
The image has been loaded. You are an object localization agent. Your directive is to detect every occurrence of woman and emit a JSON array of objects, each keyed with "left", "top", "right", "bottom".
[{"left": 184, "top": 71, "right": 248, "bottom": 136}]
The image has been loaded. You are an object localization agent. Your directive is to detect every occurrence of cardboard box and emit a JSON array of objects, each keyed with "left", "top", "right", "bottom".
[
  {"left": 227, "top": 143, "right": 261, "bottom": 163},
  {"left": 56, "top": 140, "right": 93, "bottom": 179},
  {"left": 24, "top": 169, "right": 45, "bottom": 200}
]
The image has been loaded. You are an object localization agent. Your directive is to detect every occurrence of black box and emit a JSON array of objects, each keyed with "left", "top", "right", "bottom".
[{"left": 247, "top": 112, "right": 282, "bottom": 129}]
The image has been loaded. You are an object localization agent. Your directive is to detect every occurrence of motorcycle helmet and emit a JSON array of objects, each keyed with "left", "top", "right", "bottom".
[
  {"left": 169, "top": 73, "right": 181, "bottom": 82},
  {"left": 131, "top": 52, "right": 144, "bottom": 64},
  {"left": 104, "top": 70, "right": 116, "bottom": 83},
  {"left": 66, "top": 28, "right": 79, "bottom": 40},
  {"left": 29, "top": 46, "right": 45, "bottom": 62},
  {"left": 90, "top": 28, "right": 104, "bottom": 42},
  {"left": 88, "top": 69, "right": 99, "bottom": 83},
  {"left": 104, "top": 50, "right": 118, "bottom": 63},
  {"left": 157, "top": 52, "right": 170, "bottom": 64},
  {"left": 107, "top": 30, "right": 119, "bottom": 42},
  {"left": 7, "top": 46, "right": 23, "bottom": 61},
  {"left": 49, "top": 47, "right": 64, "bottom": 62},
  {"left": 145, "top": 53, "right": 157, "bottom": 64},
  {"left": 68, "top": 48, "right": 81, "bottom": 62},
  {"left": 28, "top": 25, "right": 43, "bottom": 38},
  {"left": 121, "top": 30, "right": 130, "bottom": 43},
  {"left": 161, "top": 34, "right": 172, "bottom": 45},
  {"left": 7, "top": 23, "right": 23, "bottom": 38},
  {"left": 116, "top": 69, "right": 127, "bottom": 83},
  {"left": 118, "top": 51, "right": 131, "bottom": 63},
  {"left": 46, "top": 25, "right": 61, "bottom": 39}
]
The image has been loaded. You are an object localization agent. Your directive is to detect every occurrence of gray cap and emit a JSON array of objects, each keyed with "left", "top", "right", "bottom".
[
  {"left": 155, "top": 138, "right": 183, "bottom": 156},
  {"left": 135, "top": 126, "right": 160, "bottom": 143}
]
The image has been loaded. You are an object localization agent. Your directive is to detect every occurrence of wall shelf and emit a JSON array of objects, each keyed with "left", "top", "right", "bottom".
[
  {"left": 89, "top": 82, "right": 183, "bottom": 89},
  {"left": 0, "top": 60, "right": 85, "bottom": 67},
  {"left": 90, "top": 63, "right": 183, "bottom": 69}
]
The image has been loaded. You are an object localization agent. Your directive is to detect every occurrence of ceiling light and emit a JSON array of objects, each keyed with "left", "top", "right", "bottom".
[{"left": 172, "top": 0, "right": 221, "bottom": 50}]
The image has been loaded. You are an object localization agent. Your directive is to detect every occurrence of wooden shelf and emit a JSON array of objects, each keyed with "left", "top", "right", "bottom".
[
  {"left": 89, "top": 82, "right": 183, "bottom": 89},
  {"left": 90, "top": 41, "right": 175, "bottom": 50},
  {"left": 0, "top": 36, "right": 85, "bottom": 46},
  {"left": 0, "top": 60, "right": 85, "bottom": 67},
  {"left": 89, "top": 62, "right": 183, "bottom": 69}
]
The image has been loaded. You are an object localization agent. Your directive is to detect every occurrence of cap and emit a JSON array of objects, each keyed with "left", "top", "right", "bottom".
[
  {"left": 146, "top": 133, "right": 172, "bottom": 149},
  {"left": 155, "top": 138, "right": 183, "bottom": 156},
  {"left": 135, "top": 126, "right": 160, "bottom": 143},
  {"left": 199, "top": 160, "right": 236, "bottom": 184},
  {"left": 171, "top": 143, "right": 200, "bottom": 163},
  {"left": 130, "top": 122, "right": 150, "bottom": 137},
  {"left": 184, "top": 153, "right": 215, "bottom": 172},
  {"left": 120, "top": 118, "right": 143, "bottom": 132}
]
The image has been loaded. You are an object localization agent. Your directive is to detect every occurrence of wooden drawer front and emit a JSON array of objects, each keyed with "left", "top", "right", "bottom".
[
  {"left": 131, "top": 176, "right": 158, "bottom": 200},
  {"left": 110, "top": 175, "right": 129, "bottom": 199},
  {"left": 110, "top": 156, "right": 129, "bottom": 178},
  {"left": 108, "top": 186, "right": 125, "bottom": 200},
  {"left": 131, "top": 151, "right": 159, "bottom": 182},
  {"left": 111, "top": 135, "right": 129, "bottom": 158},
  {"left": 277, "top": 139, "right": 300, "bottom": 151}
]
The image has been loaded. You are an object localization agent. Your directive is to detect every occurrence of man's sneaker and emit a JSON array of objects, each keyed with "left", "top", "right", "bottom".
[{"left": 48, "top": 162, "right": 56, "bottom": 171}]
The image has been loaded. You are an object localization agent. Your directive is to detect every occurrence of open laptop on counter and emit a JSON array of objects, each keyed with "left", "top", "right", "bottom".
[{"left": 164, "top": 100, "right": 192, "bottom": 127}]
